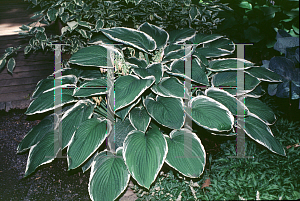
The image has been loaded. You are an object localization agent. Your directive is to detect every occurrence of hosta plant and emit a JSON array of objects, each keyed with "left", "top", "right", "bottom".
[{"left": 18, "top": 22, "right": 286, "bottom": 201}]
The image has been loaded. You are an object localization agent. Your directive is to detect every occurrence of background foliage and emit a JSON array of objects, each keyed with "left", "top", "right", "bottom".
[
  {"left": 216, "top": 0, "right": 299, "bottom": 64},
  {"left": 1, "top": 0, "right": 232, "bottom": 73}
]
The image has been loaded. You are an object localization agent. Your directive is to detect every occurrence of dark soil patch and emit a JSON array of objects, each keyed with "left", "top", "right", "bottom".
[{"left": 0, "top": 109, "right": 91, "bottom": 201}]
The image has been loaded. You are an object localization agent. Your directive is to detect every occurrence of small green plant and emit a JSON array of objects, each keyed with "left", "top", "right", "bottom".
[{"left": 18, "top": 23, "right": 287, "bottom": 201}]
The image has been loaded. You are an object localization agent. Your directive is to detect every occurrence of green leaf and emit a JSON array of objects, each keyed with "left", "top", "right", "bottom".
[
  {"left": 244, "top": 26, "right": 264, "bottom": 43},
  {"left": 69, "top": 45, "right": 122, "bottom": 68},
  {"left": 194, "top": 38, "right": 234, "bottom": 58},
  {"left": 116, "top": 98, "right": 141, "bottom": 121},
  {"left": 132, "top": 63, "right": 163, "bottom": 84},
  {"left": 79, "top": 69, "right": 106, "bottom": 80},
  {"left": 245, "top": 85, "right": 265, "bottom": 98},
  {"left": 115, "top": 75, "right": 155, "bottom": 111},
  {"left": 244, "top": 97, "right": 276, "bottom": 125},
  {"left": 246, "top": 67, "right": 282, "bottom": 82},
  {"left": 82, "top": 150, "right": 98, "bottom": 173},
  {"left": 49, "top": 68, "right": 82, "bottom": 79},
  {"left": 168, "top": 28, "right": 196, "bottom": 44},
  {"left": 189, "top": 33, "right": 223, "bottom": 45},
  {"left": 35, "top": 31, "right": 47, "bottom": 41},
  {"left": 60, "top": 100, "right": 95, "bottom": 149},
  {"left": 24, "top": 46, "right": 31, "bottom": 55},
  {"left": 165, "top": 129, "right": 206, "bottom": 178},
  {"left": 95, "top": 19, "right": 104, "bottom": 32},
  {"left": 61, "top": 26, "right": 70, "bottom": 35},
  {"left": 238, "top": 114, "right": 286, "bottom": 156},
  {"left": 31, "top": 75, "right": 77, "bottom": 99},
  {"left": 115, "top": 117, "right": 135, "bottom": 150},
  {"left": 5, "top": 47, "right": 14, "bottom": 54},
  {"left": 186, "top": 95, "right": 234, "bottom": 132},
  {"left": 76, "top": 29, "right": 88, "bottom": 38},
  {"left": 89, "top": 149, "right": 130, "bottom": 201},
  {"left": 60, "top": 12, "right": 69, "bottom": 23},
  {"left": 20, "top": 24, "right": 30, "bottom": 31},
  {"left": 17, "top": 113, "right": 58, "bottom": 153},
  {"left": 192, "top": 52, "right": 208, "bottom": 66},
  {"left": 239, "top": 1, "right": 252, "bottom": 9},
  {"left": 58, "top": 7, "right": 64, "bottom": 16},
  {"left": 24, "top": 130, "right": 60, "bottom": 177},
  {"left": 212, "top": 71, "right": 261, "bottom": 96},
  {"left": 205, "top": 88, "right": 249, "bottom": 116},
  {"left": 31, "top": 0, "right": 37, "bottom": 5},
  {"left": 189, "top": 6, "right": 199, "bottom": 21},
  {"left": 129, "top": 106, "right": 151, "bottom": 132},
  {"left": 74, "top": 0, "right": 84, "bottom": 6},
  {"left": 35, "top": 27, "right": 45, "bottom": 32},
  {"left": 144, "top": 96, "right": 185, "bottom": 130},
  {"left": 163, "top": 44, "right": 182, "bottom": 56},
  {"left": 47, "top": 8, "right": 58, "bottom": 21},
  {"left": 168, "top": 58, "right": 209, "bottom": 85},
  {"left": 25, "top": 88, "right": 77, "bottom": 115},
  {"left": 162, "top": 48, "right": 193, "bottom": 63},
  {"left": 208, "top": 58, "right": 254, "bottom": 72},
  {"left": 138, "top": 22, "right": 169, "bottom": 49},
  {"left": 67, "top": 21, "right": 79, "bottom": 31},
  {"left": 292, "top": 24, "right": 299, "bottom": 34},
  {"left": 73, "top": 78, "right": 107, "bottom": 97},
  {"left": 78, "top": 20, "right": 91, "bottom": 29},
  {"left": 67, "top": 118, "right": 111, "bottom": 170},
  {"left": 101, "top": 27, "right": 157, "bottom": 52},
  {"left": 123, "top": 128, "right": 167, "bottom": 189},
  {"left": 0, "top": 58, "right": 6, "bottom": 71},
  {"left": 89, "top": 32, "right": 117, "bottom": 45},
  {"left": 31, "top": 11, "right": 43, "bottom": 19},
  {"left": 151, "top": 77, "right": 186, "bottom": 98},
  {"left": 7, "top": 57, "right": 16, "bottom": 74},
  {"left": 125, "top": 57, "right": 148, "bottom": 69}
]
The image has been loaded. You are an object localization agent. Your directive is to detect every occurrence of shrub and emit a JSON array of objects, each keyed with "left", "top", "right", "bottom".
[
  {"left": 18, "top": 23, "right": 287, "bottom": 201},
  {"left": 216, "top": 0, "right": 299, "bottom": 63}
]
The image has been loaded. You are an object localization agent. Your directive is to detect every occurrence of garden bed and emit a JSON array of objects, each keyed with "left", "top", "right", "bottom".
[
  {"left": 0, "top": 108, "right": 231, "bottom": 200},
  {"left": 1, "top": 103, "right": 299, "bottom": 200}
]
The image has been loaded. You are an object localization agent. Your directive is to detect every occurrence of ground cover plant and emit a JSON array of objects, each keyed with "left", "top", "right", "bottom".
[{"left": 15, "top": 22, "right": 289, "bottom": 201}]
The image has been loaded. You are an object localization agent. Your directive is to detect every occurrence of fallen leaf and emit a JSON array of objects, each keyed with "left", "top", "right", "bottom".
[
  {"left": 201, "top": 178, "right": 211, "bottom": 189},
  {"left": 286, "top": 142, "right": 300, "bottom": 149}
]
